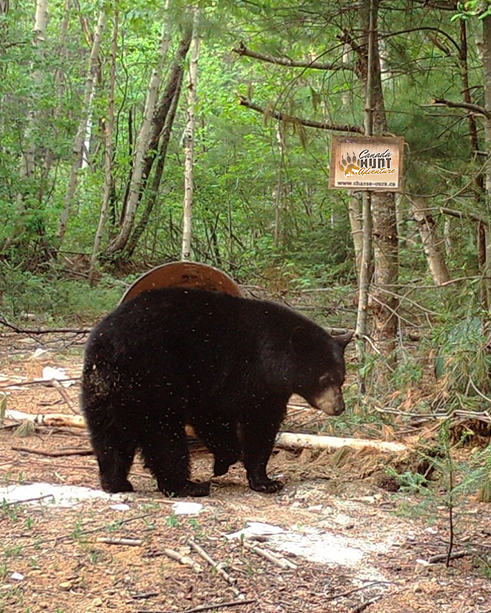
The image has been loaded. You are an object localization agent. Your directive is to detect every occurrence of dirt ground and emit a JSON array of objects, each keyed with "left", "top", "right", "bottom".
[{"left": 1, "top": 331, "right": 491, "bottom": 613}]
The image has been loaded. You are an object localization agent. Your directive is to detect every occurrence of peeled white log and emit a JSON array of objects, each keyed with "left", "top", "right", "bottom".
[
  {"left": 276, "top": 432, "right": 407, "bottom": 454},
  {"left": 5, "top": 410, "right": 407, "bottom": 453}
]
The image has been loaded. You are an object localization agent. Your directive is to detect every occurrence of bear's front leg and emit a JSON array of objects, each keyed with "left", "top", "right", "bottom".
[{"left": 241, "top": 400, "right": 287, "bottom": 493}]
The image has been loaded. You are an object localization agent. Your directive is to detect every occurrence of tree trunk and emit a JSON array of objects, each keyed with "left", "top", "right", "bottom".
[
  {"left": 89, "top": 4, "right": 119, "bottom": 284},
  {"left": 360, "top": 0, "right": 399, "bottom": 362},
  {"left": 347, "top": 195, "right": 363, "bottom": 277},
  {"left": 124, "top": 68, "right": 184, "bottom": 259},
  {"left": 479, "top": 17, "right": 491, "bottom": 307},
  {"left": 182, "top": 10, "right": 201, "bottom": 261},
  {"left": 56, "top": 10, "right": 106, "bottom": 246},
  {"left": 41, "top": 0, "right": 71, "bottom": 182},
  {"left": 410, "top": 197, "right": 450, "bottom": 285},
  {"left": 4, "top": 0, "right": 49, "bottom": 251},
  {"left": 106, "top": 21, "right": 192, "bottom": 258}
]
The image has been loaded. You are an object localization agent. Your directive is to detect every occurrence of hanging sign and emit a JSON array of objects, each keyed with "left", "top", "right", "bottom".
[{"left": 329, "top": 135, "right": 404, "bottom": 192}]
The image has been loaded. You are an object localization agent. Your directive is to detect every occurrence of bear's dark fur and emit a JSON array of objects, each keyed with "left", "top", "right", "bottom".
[{"left": 81, "top": 287, "right": 352, "bottom": 497}]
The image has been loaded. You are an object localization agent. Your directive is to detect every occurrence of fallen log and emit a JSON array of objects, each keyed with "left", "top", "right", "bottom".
[
  {"left": 5, "top": 409, "right": 407, "bottom": 453},
  {"left": 275, "top": 432, "right": 407, "bottom": 454}
]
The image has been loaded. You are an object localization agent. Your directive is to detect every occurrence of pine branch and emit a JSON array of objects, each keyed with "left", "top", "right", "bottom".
[
  {"left": 232, "top": 41, "right": 354, "bottom": 71},
  {"left": 237, "top": 95, "right": 364, "bottom": 134}
]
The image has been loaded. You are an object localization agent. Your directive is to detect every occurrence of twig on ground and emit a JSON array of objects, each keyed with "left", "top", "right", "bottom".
[
  {"left": 189, "top": 539, "right": 242, "bottom": 597},
  {"left": 50, "top": 379, "right": 79, "bottom": 414},
  {"left": 136, "top": 599, "right": 255, "bottom": 613},
  {"left": 22, "top": 512, "right": 154, "bottom": 549},
  {"left": 96, "top": 537, "right": 143, "bottom": 546},
  {"left": 131, "top": 592, "right": 159, "bottom": 600},
  {"left": 6, "top": 409, "right": 85, "bottom": 428},
  {"left": 427, "top": 550, "right": 474, "bottom": 564},
  {"left": 0, "top": 318, "right": 90, "bottom": 335},
  {"left": 145, "top": 546, "right": 203, "bottom": 572},
  {"left": 12, "top": 446, "right": 93, "bottom": 457},
  {"left": 326, "top": 581, "right": 394, "bottom": 601},
  {"left": 0, "top": 378, "right": 80, "bottom": 389},
  {"left": 240, "top": 540, "right": 297, "bottom": 570},
  {"left": 4, "top": 494, "right": 55, "bottom": 506},
  {"left": 351, "top": 596, "right": 382, "bottom": 613}
]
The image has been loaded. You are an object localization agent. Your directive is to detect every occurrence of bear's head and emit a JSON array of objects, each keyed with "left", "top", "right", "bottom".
[{"left": 291, "top": 328, "right": 353, "bottom": 416}]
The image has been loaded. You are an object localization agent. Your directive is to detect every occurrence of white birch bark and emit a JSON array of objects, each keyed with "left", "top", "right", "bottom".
[
  {"left": 17, "top": 0, "right": 48, "bottom": 204},
  {"left": 89, "top": 5, "right": 119, "bottom": 283},
  {"left": 42, "top": 0, "right": 71, "bottom": 178},
  {"left": 410, "top": 196, "right": 450, "bottom": 285},
  {"left": 56, "top": 10, "right": 106, "bottom": 245},
  {"left": 181, "top": 10, "right": 201, "bottom": 261}
]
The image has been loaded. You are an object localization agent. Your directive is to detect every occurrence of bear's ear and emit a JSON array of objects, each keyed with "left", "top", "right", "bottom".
[{"left": 333, "top": 331, "right": 354, "bottom": 350}]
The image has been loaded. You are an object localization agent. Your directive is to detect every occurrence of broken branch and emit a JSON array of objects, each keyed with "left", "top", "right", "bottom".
[
  {"left": 96, "top": 537, "right": 143, "bottom": 546},
  {"left": 11, "top": 446, "right": 93, "bottom": 457},
  {"left": 189, "top": 539, "right": 242, "bottom": 597},
  {"left": 6, "top": 409, "right": 85, "bottom": 428},
  {"left": 240, "top": 540, "right": 297, "bottom": 570},
  {"left": 136, "top": 599, "right": 256, "bottom": 613},
  {"left": 145, "top": 546, "right": 203, "bottom": 572}
]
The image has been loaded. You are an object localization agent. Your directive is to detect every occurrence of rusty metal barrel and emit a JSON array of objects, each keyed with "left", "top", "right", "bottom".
[{"left": 120, "top": 261, "right": 241, "bottom": 304}]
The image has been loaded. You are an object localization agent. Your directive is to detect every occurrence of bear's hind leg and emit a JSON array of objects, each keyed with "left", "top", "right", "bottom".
[
  {"left": 139, "top": 423, "right": 210, "bottom": 497},
  {"left": 92, "top": 431, "right": 136, "bottom": 493},
  {"left": 193, "top": 419, "right": 241, "bottom": 477}
]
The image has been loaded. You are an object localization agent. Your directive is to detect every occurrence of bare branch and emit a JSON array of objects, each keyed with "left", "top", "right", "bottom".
[
  {"left": 439, "top": 206, "right": 486, "bottom": 225},
  {"left": 237, "top": 95, "right": 364, "bottom": 134},
  {"left": 232, "top": 41, "right": 354, "bottom": 71},
  {"left": 429, "top": 97, "right": 491, "bottom": 119}
]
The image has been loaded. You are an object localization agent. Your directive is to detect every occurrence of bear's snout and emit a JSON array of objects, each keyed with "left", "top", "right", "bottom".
[{"left": 311, "top": 386, "right": 346, "bottom": 416}]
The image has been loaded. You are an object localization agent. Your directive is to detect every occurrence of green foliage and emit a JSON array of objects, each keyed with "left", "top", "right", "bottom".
[
  {"left": 451, "top": 1, "right": 491, "bottom": 20},
  {"left": 0, "top": 262, "right": 122, "bottom": 322},
  {"left": 433, "top": 317, "right": 491, "bottom": 397},
  {"left": 385, "top": 467, "right": 429, "bottom": 493}
]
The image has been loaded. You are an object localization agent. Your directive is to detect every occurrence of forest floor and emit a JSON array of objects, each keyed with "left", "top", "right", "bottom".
[{"left": 0, "top": 331, "right": 491, "bottom": 613}]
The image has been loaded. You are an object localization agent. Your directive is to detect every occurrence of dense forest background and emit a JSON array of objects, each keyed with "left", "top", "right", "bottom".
[{"left": 2, "top": 0, "right": 491, "bottom": 435}]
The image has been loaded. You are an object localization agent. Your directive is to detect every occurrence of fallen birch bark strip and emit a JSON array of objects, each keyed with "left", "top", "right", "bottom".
[
  {"left": 275, "top": 432, "right": 407, "bottom": 454},
  {"left": 5, "top": 410, "right": 407, "bottom": 453}
]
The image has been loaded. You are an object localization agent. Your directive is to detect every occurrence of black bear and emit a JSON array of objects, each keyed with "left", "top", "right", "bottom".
[{"left": 81, "top": 287, "right": 352, "bottom": 497}]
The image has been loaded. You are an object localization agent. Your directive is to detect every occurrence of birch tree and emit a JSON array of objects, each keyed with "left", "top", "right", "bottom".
[
  {"left": 56, "top": 9, "right": 106, "bottom": 246},
  {"left": 89, "top": 3, "right": 119, "bottom": 284},
  {"left": 4, "top": 0, "right": 49, "bottom": 251},
  {"left": 182, "top": 9, "right": 201, "bottom": 261}
]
